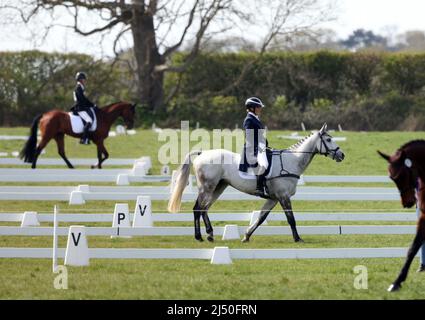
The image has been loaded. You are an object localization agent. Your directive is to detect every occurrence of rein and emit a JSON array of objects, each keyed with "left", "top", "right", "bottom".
[{"left": 266, "top": 133, "right": 336, "bottom": 181}]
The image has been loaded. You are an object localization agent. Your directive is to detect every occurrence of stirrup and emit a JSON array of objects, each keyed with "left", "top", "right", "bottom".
[{"left": 254, "top": 187, "right": 269, "bottom": 199}]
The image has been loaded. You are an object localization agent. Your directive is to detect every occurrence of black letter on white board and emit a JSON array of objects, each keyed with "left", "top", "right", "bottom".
[
  {"left": 118, "top": 213, "right": 125, "bottom": 224},
  {"left": 71, "top": 232, "right": 81, "bottom": 246},
  {"left": 138, "top": 205, "right": 147, "bottom": 216}
]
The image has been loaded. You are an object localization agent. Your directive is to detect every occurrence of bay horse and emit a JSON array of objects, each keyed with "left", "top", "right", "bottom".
[
  {"left": 20, "top": 101, "right": 136, "bottom": 169},
  {"left": 168, "top": 124, "right": 345, "bottom": 242},
  {"left": 378, "top": 140, "right": 425, "bottom": 292}
]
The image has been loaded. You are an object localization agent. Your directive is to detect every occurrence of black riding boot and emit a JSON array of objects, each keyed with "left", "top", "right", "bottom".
[
  {"left": 80, "top": 122, "right": 91, "bottom": 145},
  {"left": 255, "top": 174, "right": 268, "bottom": 198}
]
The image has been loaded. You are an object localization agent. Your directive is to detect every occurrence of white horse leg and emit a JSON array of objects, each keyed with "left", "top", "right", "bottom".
[
  {"left": 201, "top": 181, "right": 229, "bottom": 242},
  {"left": 280, "top": 197, "right": 303, "bottom": 242},
  {"left": 193, "top": 188, "right": 217, "bottom": 242},
  {"left": 242, "top": 199, "right": 278, "bottom": 242}
]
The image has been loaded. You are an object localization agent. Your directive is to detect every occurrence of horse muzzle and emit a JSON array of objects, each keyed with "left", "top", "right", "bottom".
[
  {"left": 401, "top": 190, "right": 416, "bottom": 208},
  {"left": 333, "top": 150, "right": 345, "bottom": 162}
]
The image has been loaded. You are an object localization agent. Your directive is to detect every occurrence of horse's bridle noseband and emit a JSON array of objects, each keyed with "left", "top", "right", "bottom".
[{"left": 318, "top": 132, "right": 340, "bottom": 160}]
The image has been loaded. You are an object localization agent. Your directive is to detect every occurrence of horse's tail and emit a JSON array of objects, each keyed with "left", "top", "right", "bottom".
[
  {"left": 168, "top": 150, "right": 202, "bottom": 213},
  {"left": 19, "top": 114, "right": 42, "bottom": 163}
]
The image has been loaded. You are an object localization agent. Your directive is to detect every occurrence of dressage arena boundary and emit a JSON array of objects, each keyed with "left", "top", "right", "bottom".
[
  {"left": 0, "top": 185, "right": 401, "bottom": 203},
  {"left": 0, "top": 225, "right": 418, "bottom": 237},
  {"left": 0, "top": 247, "right": 418, "bottom": 262},
  {"left": 0, "top": 157, "right": 139, "bottom": 166},
  {"left": 0, "top": 211, "right": 417, "bottom": 223},
  {"left": 0, "top": 167, "right": 392, "bottom": 184}
]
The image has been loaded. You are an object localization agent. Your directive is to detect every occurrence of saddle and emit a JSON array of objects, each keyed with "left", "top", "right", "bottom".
[
  {"left": 238, "top": 149, "right": 273, "bottom": 180},
  {"left": 68, "top": 109, "right": 97, "bottom": 134}
]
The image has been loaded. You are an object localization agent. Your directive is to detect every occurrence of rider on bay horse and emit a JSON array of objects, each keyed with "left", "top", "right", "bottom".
[
  {"left": 72, "top": 72, "right": 98, "bottom": 145},
  {"left": 239, "top": 97, "right": 269, "bottom": 198}
]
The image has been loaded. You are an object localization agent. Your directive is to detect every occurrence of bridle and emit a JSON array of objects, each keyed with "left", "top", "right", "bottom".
[
  {"left": 317, "top": 132, "right": 340, "bottom": 160},
  {"left": 267, "top": 132, "right": 340, "bottom": 181}
]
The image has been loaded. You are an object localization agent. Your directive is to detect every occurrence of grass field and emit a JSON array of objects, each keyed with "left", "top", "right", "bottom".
[{"left": 1, "top": 127, "right": 425, "bottom": 299}]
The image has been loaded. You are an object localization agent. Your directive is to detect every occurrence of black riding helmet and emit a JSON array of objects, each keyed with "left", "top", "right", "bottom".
[
  {"left": 245, "top": 97, "right": 265, "bottom": 110},
  {"left": 75, "top": 72, "right": 87, "bottom": 81}
]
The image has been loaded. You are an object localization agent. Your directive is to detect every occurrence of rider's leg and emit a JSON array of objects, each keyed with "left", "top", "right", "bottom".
[
  {"left": 255, "top": 166, "right": 268, "bottom": 197},
  {"left": 81, "top": 122, "right": 92, "bottom": 144},
  {"left": 77, "top": 111, "right": 93, "bottom": 145}
]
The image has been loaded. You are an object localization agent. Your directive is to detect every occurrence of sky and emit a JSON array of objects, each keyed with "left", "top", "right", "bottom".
[{"left": 1, "top": 0, "right": 425, "bottom": 57}]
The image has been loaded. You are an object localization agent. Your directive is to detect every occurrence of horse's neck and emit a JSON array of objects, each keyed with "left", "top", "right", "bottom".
[
  {"left": 99, "top": 105, "right": 122, "bottom": 128},
  {"left": 285, "top": 134, "right": 318, "bottom": 175}
]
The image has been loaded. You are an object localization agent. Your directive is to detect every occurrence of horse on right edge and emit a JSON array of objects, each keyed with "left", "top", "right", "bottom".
[{"left": 378, "top": 140, "right": 425, "bottom": 292}]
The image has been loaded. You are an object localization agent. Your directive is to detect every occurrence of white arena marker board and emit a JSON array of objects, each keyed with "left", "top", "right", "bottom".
[
  {"left": 133, "top": 196, "right": 153, "bottom": 227},
  {"left": 64, "top": 226, "right": 89, "bottom": 266},
  {"left": 21, "top": 212, "right": 40, "bottom": 227},
  {"left": 112, "top": 203, "right": 131, "bottom": 238}
]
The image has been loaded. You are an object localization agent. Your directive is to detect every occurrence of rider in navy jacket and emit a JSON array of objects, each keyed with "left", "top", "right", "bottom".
[
  {"left": 72, "top": 72, "right": 96, "bottom": 144},
  {"left": 239, "top": 97, "right": 269, "bottom": 197}
]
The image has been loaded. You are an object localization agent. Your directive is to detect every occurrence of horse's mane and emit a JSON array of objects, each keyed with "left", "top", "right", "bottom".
[
  {"left": 101, "top": 101, "right": 123, "bottom": 109},
  {"left": 400, "top": 140, "right": 425, "bottom": 150},
  {"left": 288, "top": 132, "right": 315, "bottom": 151}
]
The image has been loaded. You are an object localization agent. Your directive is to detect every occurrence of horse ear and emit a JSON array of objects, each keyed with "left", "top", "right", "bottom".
[
  {"left": 320, "top": 123, "right": 327, "bottom": 133},
  {"left": 377, "top": 150, "right": 391, "bottom": 162},
  {"left": 131, "top": 103, "right": 137, "bottom": 110}
]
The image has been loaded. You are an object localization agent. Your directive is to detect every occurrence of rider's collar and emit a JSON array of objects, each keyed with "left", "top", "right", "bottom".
[
  {"left": 77, "top": 82, "right": 85, "bottom": 90},
  {"left": 248, "top": 111, "right": 260, "bottom": 120}
]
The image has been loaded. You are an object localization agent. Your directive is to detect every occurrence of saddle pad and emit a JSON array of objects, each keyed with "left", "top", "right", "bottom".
[
  {"left": 68, "top": 112, "right": 97, "bottom": 134},
  {"left": 238, "top": 150, "right": 273, "bottom": 180}
]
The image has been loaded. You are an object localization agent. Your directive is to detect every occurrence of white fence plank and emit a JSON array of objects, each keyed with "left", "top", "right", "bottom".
[
  {"left": 0, "top": 247, "right": 415, "bottom": 259},
  {"left": 0, "top": 225, "right": 416, "bottom": 237},
  {"left": 0, "top": 186, "right": 402, "bottom": 202},
  {"left": 0, "top": 212, "right": 417, "bottom": 223}
]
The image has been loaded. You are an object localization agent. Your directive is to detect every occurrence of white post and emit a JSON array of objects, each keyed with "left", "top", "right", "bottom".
[
  {"left": 222, "top": 225, "right": 240, "bottom": 240},
  {"left": 211, "top": 247, "right": 232, "bottom": 264},
  {"left": 52, "top": 205, "right": 58, "bottom": 273},
  {"left": 64, "top": 226, "right": 89, "bottom": 266},
  {"left": 133, "top": 196, "right": 153, "bottom": 227},
  {"left": 21, "top": 211, "right": 40, "bottom": 227},
  {"left": 112, "top": 203, "right": 131, "bottom": 238}
]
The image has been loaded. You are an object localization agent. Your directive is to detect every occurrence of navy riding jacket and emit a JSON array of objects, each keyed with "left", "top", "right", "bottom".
[
  {"left": 239, "top": 112, "right": 268, "bottom": 172},
  {"left": 73, "top": 82, "right": 95, "bottom": 112}
]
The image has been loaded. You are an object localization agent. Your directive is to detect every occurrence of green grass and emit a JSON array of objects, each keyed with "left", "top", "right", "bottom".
[
  {"left": 1, "top": 128, "right": 425, "bottom": 299},
  {"left": 1, "top": 258, "right": 425, "bottom": 299}
]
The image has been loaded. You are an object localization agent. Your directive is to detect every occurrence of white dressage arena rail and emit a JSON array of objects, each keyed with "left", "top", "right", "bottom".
[
  {"left": 0, "top": 247, "right": 417, "bottom": 260},
  {"left": 0, "top": 162, "right": 392, "bottom": 184},
  {"left": 0, "top": 212, "right": 417, "bottom": 223},
  {"left": 0, "top": 157, "right": 138, "bottom": 166},
  {"left": 0, "top": 169, "right": 169, "bottom": 184},
  {"left": 0, "top": 225, "right": 417, "bottom": 236},
  {"left": 0, "top": 185, "right": 401, "bottom": 203}
]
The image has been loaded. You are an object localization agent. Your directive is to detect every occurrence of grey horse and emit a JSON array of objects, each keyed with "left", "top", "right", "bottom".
[{"left": 168, "top": 124, "right": 345, "bottom": 242}]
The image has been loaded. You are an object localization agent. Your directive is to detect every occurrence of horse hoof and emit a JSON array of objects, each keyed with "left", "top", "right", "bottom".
[
  {"left": 207, "top": 235, "right": 214, "bottom": 242},
  {"left": 295, "top": 238, "right": 304, "bottom": 243},
  {"left": 387, "top": 283, "right": 401, "bottom": 292},
  {"left": 241, "top": 235, "right": 250, "bottom": 243},
  {"left": 195, "top": 236, "right": 204, "bottom": 242}
]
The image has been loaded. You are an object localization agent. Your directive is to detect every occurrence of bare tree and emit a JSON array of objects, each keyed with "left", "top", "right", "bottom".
[{"left": 0, "top": 0, "right": 336, "bottom": 112}]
